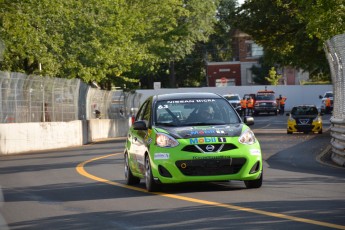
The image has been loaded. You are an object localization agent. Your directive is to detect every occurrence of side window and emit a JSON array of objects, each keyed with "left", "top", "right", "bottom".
[
  {"left": 136, "top": 101, "right": 149, "bottom": 121},
  {"left": 135, "top": 97, "right": 152, "bottom": 125},
  {"left": 143, "top": 98, "right": 152, "bottom": 122}
]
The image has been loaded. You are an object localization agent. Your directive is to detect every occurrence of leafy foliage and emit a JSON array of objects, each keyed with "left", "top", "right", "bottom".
[
  {"left": 265, "top": 67, "right": 282, "bottom": 85},
  {"left": 233, "top": 0, "right": 343, "bottom": 79},
  {"left": 0, "top": 0, "right": 218, "bottom": 88}
]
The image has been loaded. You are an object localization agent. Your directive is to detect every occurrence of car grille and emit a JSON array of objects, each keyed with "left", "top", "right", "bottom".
[
  {"left": 295, "top": 125, "right": 315, "bottom": 132},
  {"left": 296, "top": 118, "right": 312, "bottom": 125},
  {"left": 181, "top": 143, "right": 237, "bottom": 153},
  {"left": 175, "top": 158, "right": 246, "bottom": 176},
  {"left": 256, "top": 102, "right": 276, "bottom": 107}
]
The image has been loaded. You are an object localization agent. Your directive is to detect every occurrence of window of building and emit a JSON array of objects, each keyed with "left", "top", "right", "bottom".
[
  {"left": 246, "top": 68, "right": 253, "bottom": 84},
  {"left": 245, "top": 41, "right": 263, "bottom": 58}
]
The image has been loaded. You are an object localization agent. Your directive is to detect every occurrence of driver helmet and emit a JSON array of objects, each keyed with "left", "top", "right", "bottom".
[{"left": 199, "top": 105, "right": 214, "bottom": 120}]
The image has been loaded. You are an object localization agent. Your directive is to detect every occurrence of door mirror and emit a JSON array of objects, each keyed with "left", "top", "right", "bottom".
[
  {"left": 133, "top": 121, "right": 147, "bottom": 130},
  {"left": 244, "top": 116, "right": 254, "bottom": 126}
]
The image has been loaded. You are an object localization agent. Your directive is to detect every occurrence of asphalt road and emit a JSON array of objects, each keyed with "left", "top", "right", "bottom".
[{"left": 0, "top": 114, "right": 344, "bottom": 230}]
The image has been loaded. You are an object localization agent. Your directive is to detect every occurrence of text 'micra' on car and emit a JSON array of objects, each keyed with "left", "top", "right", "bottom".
[
  {"left": 286, "top": 105, "right": 323, "bottom": 134},
  {"left": 124, "top": 92, "right": 263, "bottom": 192}
]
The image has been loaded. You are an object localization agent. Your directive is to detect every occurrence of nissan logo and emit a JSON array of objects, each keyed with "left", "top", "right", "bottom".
[{"left": 206, "top": 145, "right": 215, "bottom": 152}]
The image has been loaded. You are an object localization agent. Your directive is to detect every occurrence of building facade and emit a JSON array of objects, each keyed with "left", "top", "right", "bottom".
[{"left": 206, "top": 30, "right": 306, "bottom": 86}]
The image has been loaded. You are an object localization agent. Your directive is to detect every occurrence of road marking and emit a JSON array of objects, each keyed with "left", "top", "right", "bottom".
[{"left": 76, "top": 153, "right": 345, "bottom": 230}]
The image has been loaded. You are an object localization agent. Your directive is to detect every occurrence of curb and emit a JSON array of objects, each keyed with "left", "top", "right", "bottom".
[{"left": 316, "top": 144, "right": 345, "bottom": 169}]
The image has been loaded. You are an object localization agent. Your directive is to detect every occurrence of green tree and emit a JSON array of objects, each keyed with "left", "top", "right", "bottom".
[
  {"left": 233, "top": 0, "right": 344, "bottom": 80},
  {"left": 122, "top": 0, "right": 219, "bottom": 88},
  {"left": 265, "top": 67, "right": 281, "bottom": 85},
  {"left": 0, "top": 0, "right": 218, "bottom": 88},
  {"left": 251, "top": 59, "right": 271, "bottom": 85},
  {"left": 205, "top": 0, "right": 237, "bottom": 62}
]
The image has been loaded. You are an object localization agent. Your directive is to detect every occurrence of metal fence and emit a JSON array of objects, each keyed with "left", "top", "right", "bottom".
[
  {"left": 324, "top": 33, "right": 345, "bottom": 167},
  {"left": 0, "top": 72, "right": 79, "bottom": 123},
  {"left": 0, "top": 71, "right": 132, "bottom": 123}
]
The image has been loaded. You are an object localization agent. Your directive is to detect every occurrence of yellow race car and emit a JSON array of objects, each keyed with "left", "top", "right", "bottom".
[{"left": 287, "top": 105, "right": 322, "bottom": 134}]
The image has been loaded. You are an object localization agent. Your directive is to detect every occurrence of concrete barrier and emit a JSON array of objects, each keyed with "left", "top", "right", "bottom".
[{"left": 0, "top": 118, "right": 129, "bottom": 155}]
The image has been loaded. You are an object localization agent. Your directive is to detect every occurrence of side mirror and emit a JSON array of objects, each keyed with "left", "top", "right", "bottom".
[
  {"left": 244, "top": 116, "right": 254, "bottom": 126},
  {"left": 319, "top": 95, "right": 323, "bottom": 99},
  {"left": 133, "top": 120, "right": 147, "bottom": 130}
]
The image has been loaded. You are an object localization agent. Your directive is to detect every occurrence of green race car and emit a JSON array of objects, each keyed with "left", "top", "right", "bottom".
[{"left": 124, "top": 93, "right": 263, "bottom": 192}]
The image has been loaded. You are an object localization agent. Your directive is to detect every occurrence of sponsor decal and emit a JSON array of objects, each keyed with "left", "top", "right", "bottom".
[
  {"left": 250, "top": 149, "right": 261, "bottom": 155},
  {"left": 165, "top": 99, "right": 216, "bottom": 104},
  {"left": 192, "top": 156, "right": 231, "bottom": 160},
  {"left": 189, "top": 137, "right": 217, "bottom": 144},
  {"left": 216, "top": 130, "right": 225, "bottom": 134},
  {"left": 154, "top": 153, "right": 170, "bottom": 160},
  {"left": 218, "top": 137, "right": 227, "bottom": 142},
  {"left": 190, "top": 130, "right": 216, "bottom": 135},
  {"left": 166, "top": 100, "right": 195, "bottom": 104}
]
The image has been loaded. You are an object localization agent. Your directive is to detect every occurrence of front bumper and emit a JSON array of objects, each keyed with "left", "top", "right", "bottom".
[
  {"left": 149, "top": 138, "right": 262, "bottom": 184},
  {"left": 287, "top": 121, "right": 322, "bottom": 133},
  {"left": 254, "top": 106, "right": 277, "bottom": 113}
]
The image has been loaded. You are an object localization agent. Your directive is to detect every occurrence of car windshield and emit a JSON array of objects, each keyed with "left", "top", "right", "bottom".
[
  {"left": 324, "top": 92, "right": 333, "bottom": 98},
  {"left": 154, "top": 98, "right": 240, "bottom": 126},
  {"left": 256, "top": 94, "right": 275, "bottom": 100},
  {"left": 291, "top": 106, "right": 318, "bottom": 116},
  {"left": 224, "top": 95, "right": 240, "bottom": 100}
]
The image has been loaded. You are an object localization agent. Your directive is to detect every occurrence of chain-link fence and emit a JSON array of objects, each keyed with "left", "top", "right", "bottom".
[
  {"left": 0, "top": 72, "right": 79, "bottom": 123},
  {"left": 0, "top": 71, "right": 132, "bottom": 123},
  {"left": 324, "top": 33, "right": 345, "bottom": 167}
]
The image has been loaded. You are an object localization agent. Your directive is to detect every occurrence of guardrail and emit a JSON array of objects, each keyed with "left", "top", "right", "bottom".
[
  {"left": 330, "top": 118, "right": 345, "bottom": 166},
  {"left": 325, "top": 33, "right": 345, "bottom": 167}
]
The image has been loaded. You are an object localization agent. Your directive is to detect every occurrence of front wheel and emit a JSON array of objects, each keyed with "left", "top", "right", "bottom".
[
  {"left": 244, "top": 172, "right": 263, "bottom": 189},
  {"left": 145, "top": 155, "right": 160, "bottom": 192},
  {"left": 124, "top": 153, "right": 140, "bottom": 185}
]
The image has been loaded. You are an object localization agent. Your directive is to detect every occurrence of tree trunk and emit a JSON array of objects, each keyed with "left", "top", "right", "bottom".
[{"left": 169, "top": 60, "right": 176, "bottom": 88}]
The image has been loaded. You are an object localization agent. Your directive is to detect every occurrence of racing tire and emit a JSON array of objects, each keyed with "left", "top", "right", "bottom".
[
  {"left": 145, "top": 155, "right": 160, "bottom": 192},
  {"left": 318, "top": 129, "right": 323, "bottom": 134},
  {"left": 287, "top": 131, "right": 292, "bottom": 134},
  {"left": 124, "top": 153, "right": 140, "bottom": 185},
  {"left": 244, "top": 172, "right": 263, "bottom": 189}
]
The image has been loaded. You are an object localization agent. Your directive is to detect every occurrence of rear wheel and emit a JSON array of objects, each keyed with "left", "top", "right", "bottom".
[
  {"left": 318, "top": 129, "right": 323, "bottom": 134},
  {"left": 145, "top": 155, "right": 160, "bottom": 192},
  {"left": 244, "top": 172, "right": 263, "bottom": 189},
  {"left": 124, "top": 153, "right": 140, "bottom": 185}
]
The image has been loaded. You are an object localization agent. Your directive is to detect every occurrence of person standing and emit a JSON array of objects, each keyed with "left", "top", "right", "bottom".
[
  {"left": 325, "top": 97, "right": 331, "bottom": 114},
  {"left": 247, "top": 96, "right": 254, "bottom": 116},
  {"left": 240, "top": 96, "right": 247, "bottom": 117},
  {"left": 277, "top": 95, "right": 287, "bottom": 115}
]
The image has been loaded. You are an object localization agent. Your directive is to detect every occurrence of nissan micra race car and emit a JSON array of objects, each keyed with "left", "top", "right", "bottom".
[
  {"left": 124, "top": 93, "right": 263, "bottom": 192},
  {"left": 286, "top": 105, "right": 323, "bottom": 134}
]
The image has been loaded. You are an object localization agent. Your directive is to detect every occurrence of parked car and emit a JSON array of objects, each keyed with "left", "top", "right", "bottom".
[
  {"left": 223, "top": 94, "right": 241, "bottom": 113},
  {"left": 286, "top": 105, "right": 322, "bottom": 134},
  {"left": 319, "top": 91, "right": 333, "bottom": 114},
  {"left": 124, "top": 92, "right": 263, "bottom": 192}
]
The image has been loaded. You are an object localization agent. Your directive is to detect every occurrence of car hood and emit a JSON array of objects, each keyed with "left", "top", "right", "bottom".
[{"left": 154, "top": 124, "right": 244, "bottom": 139}]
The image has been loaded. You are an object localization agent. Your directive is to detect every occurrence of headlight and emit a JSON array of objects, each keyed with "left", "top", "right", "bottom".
[
  {"left": 156, "top": 133, "right": 179, "bottom": 148},
  {"left": 313, "top": 116, "right": 322, "bottom": 123},
  {"left": 238, "top": 129, "right": 256, "bottom": 145},
  {"left": 288, "top": 117, "right": 295, "bottom": 122}
]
